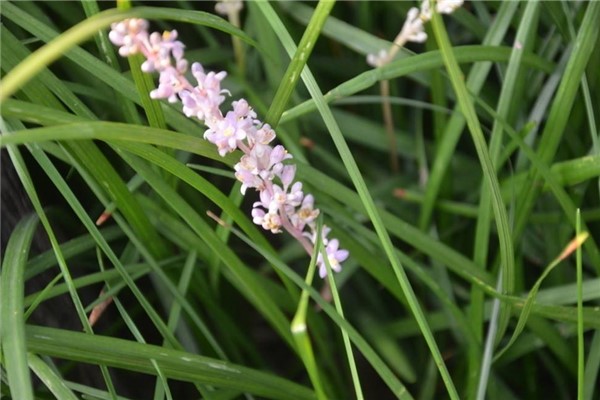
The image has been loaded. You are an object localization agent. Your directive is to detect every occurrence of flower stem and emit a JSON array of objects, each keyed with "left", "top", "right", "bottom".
[{"left": 379, "top": 79, "right": 398, "bottom": 173}]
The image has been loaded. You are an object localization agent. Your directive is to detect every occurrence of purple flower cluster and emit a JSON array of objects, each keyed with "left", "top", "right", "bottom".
[{"left": 109, "top": 19, "right": 348, "bottom": 278}]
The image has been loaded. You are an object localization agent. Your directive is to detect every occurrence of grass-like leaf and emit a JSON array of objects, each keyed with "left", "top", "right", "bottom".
[
  {"left": 1, "top": 214, "right": 39, "bottom": 400},
  {"left": 494, "top": 233, "right": 589, "bottom": 361},
  {"left": 25, "top": 325, "right": 315, "bottom": 400}
]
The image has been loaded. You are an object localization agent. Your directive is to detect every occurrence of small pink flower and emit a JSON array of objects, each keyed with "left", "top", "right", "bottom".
[
  {"left": 251, "top": 208, "right": 282, "bottom": 234},
  {"left": 279, "top": 165, "right": 295, "bottom": 187},
  {"left": 317, "top": 239, "right": 349, "bottom": 278},
  {"left": 140, "top": 31, "right": 185, "bottom": 73},
  {"left": 234, "top": 167, "right": 263, "bottom": 194},
  {"left": 290, "top": 194, "right": 320, "bottom": 230},
  {"left": 248, "top": 123, "right": 276, "bottom": 147},
  {"left": 270, "top": 184, "right": 288, "bottom": 212},
  {"left": 232, "top": 99, "right": 257, "bottom": 121},
  {"left": 305, "top": 225, "right": 332, "bottom": 246},
  {"left": 266, "top": 145, "right": 291, "bottom": 173},
  {"left": 286, "top": 182, "right": 304, "bottom": 207},
  {"left": 253, "top": 144, "right": 290, "bottom": 181},
  {"left": 150, "top": 66, "right": 189, "bottom": 103},
  {"left": 109, "top": 19, "right": 149, "bottom": 56},
  {"left": 204, "top": 115, "right": 245, "bottom": 156}
]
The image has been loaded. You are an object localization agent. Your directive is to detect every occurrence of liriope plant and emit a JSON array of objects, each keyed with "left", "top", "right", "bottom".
[{"left": 1, "top": 1, "right": 599, "bottom": 399}]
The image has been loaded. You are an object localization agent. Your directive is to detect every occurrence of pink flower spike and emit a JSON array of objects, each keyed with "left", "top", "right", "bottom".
[{"left": 109, "top": 18, "right": 348, "bottom": 278}]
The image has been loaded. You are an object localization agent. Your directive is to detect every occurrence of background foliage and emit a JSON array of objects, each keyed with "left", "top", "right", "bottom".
[{"left": 1, "top": 1, "right": 599, "bottom": 399}]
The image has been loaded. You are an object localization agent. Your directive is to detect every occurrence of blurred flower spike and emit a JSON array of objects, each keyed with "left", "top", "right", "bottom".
[
  {"left": 109, "top": 18, "right": 348, "bottom": 278},
  {"left": 215, "top": 0, "right": 244, "bottom": 16},
  {"left": 367, "top": 0, "right": 463, "bottom": 67}
]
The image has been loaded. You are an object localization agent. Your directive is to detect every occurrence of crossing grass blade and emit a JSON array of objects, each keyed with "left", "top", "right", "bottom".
[
  {"left": 323, "top": 241, "right": 364, "bottom": 400},
  {"left": 494, "top": 232, "right": 589, "bottom": 362},
  {"left": 25, "top": 325, "right": 315, "bottom": 400},
  {"left": 291, "top": 235, "right": 327, "bottom": 400},
  {"left": 27, "top": 354, "right": 78, "bottom": 400}
]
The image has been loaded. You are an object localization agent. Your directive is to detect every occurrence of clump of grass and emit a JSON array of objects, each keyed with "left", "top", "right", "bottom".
[{"left": 1, "top": 1, "right": 599, "bottom": 399}]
